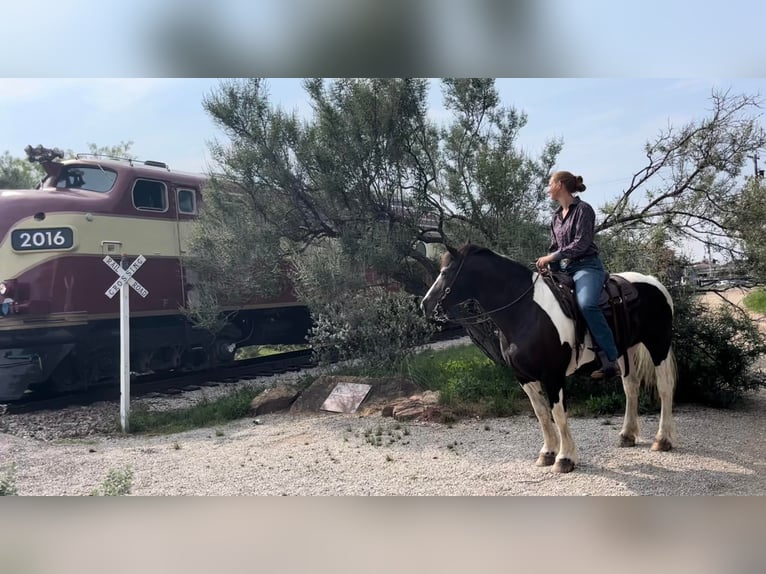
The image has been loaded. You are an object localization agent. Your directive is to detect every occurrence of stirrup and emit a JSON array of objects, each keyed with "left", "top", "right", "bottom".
[
  {"left": 591, "top": 365, "right": 619, "bottom": 380},
  {"left": 592, "top": 350, "right": 619, "bottom": 380}
]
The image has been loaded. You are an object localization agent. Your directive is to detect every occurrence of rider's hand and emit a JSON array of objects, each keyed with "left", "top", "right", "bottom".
[{"left": 536, "top": 254, "right": 554, "bottom": 272}]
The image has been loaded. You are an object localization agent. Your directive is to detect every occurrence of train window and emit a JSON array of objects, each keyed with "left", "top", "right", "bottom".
[
  {"left": 132, "top": 179, "right": 167, "bottom": 211},
  {"left": 56, "top": 166, "right": 117, "bottom": 192},
  {"left": 177, "top": 188, "right": 197, "bottom": 214}
]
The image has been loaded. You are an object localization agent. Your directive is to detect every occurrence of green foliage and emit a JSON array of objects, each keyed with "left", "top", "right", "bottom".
[
  {"left": 387, "top": 344, "right": 523, "bottom": 417},
  {"left": 195, "top": 77, "right": 560, "bottom": 306},
  {"left": 235, "top": 344, "right": 308, "bottom": 360},
  {"left": 92, "top": 466, "right": 133, "bottom": 496},
  {"left": 597, "top": 91, "right": 766, "bottom": 262},
  {"left": 439, "top": 78, "right": 561, "bottom": 259},
  {"left": 82, "top": 141, "right": 135, "bottom": 159},
  {"left": 0, "top": 463, "right": 18, "bottom": 496},
  {"left": 128, "top": 386, "right": 262, "bottom": 434},
  {"left": 0, "top": 151, "right": 42, "bottom": 188},
  {"left": 564, "top": 375, "right": 657, "bottom": 417},
  {"left": 289, "top": 238, "right": 435, "bottom": 367},
  {"left": 673, "top": 294, "right": 766, "bottom": 407},
  {"left": 726, "top": 178, "right": 766, "bottom": 281},
  {"left": 743, "top": 289, "right": 766, "bottom": 314},
  {"left": 184, "top": 177, "right": 285, "bottom": 332},
  {"left": 308, "top": 287, "right": 435, "bottom": 368}
]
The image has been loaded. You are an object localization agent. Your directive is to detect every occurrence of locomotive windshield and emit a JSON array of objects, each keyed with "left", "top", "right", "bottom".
[{"left": 54, "top": 165, "right": 117, "bottom": 192}]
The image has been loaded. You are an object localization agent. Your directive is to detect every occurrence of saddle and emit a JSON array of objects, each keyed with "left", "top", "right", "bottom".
[{"left": 542, "top": 271, "right": 639, "bottom": 366}]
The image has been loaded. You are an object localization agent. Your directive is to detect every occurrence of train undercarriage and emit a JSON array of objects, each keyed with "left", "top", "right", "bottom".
[{"left": 0, "top": 306, "right": 312, "bottom": 401}]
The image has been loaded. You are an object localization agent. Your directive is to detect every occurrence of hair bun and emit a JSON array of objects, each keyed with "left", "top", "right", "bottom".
[{"left": 575, "top": 175, "right": 586, "bottom": 192}]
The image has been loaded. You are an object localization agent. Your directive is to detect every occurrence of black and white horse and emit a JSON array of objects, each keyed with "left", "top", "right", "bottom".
[{"left": 420, "top": 244, "right": 677, "bottom": 473}]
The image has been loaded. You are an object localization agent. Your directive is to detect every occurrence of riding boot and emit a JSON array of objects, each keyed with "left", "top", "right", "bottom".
[{"left": 592, "top": 350, "right": 619, "bottom": 380}]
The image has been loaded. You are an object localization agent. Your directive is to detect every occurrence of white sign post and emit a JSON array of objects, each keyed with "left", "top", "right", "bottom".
[{"left": 103, "top": 254, "right": 148, "bottom": 433}]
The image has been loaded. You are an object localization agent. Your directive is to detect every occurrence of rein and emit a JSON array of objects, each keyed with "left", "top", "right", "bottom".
[{"left": 435, "top": 258, "right": 540, "bottom": 325}]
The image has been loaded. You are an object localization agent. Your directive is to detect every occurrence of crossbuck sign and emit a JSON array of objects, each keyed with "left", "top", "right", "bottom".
[
  {"left": 103, "top": 254, "right": 150, "bottom": 432},
  {"left": 104, "top": 254, "right": 148, "bottom": 298}
]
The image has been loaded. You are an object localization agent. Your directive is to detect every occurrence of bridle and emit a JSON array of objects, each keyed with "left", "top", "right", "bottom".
[{"left": 432, "top": 255, "right": 540, "bottom": 325}]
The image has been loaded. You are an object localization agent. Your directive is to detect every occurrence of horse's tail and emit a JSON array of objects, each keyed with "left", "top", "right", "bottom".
[
  {"left": 632, "top": 343, "right": 678, "bottom": 443},
  {"left": 632, "top": 343, "right": 676, "bottom": 383},
  {"left": 632, "top": 343, "right": 656, "bottom": 387}
]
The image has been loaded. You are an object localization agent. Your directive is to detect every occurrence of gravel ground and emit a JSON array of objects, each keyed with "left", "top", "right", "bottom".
[
  {"left": 2, "top": 296, "right": 766, "bottom": 497},
  {"left": 2, "top": 363, "right": 764, "bottom": 495}
]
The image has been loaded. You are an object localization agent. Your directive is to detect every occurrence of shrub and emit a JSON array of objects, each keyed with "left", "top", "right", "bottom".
[
  {"left": 0, "top": 463, "right": 18, "bottom": 496},
  {"left": 92, "top": 466, "right": 134, "bottom": 496},
  {"left": 673, "top": 293, "right": 766, "bottom": 407},
  {"left": 402, "top": 345, "right": 523, "bottom": 417},
  {"left": 308, "top": 288, "right": 435, "bottom": 368}
]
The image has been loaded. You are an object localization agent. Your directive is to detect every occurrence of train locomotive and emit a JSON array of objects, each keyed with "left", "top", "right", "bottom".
[{"left": 0, "top": 149, "right": 311, "bottom": 401}]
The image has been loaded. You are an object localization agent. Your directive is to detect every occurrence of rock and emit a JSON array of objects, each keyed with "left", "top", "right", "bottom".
[
  {"left": 391, "top": 398, "right": 447, "bottom": 422},
  {"left": 391, "top": 399, "right": 424, "bottom": 421},
  {"left": 381, "top": 398, "right": 410, "bottom": 418},
  {"left": 249, "top": 384, "right": 300, "bottom": 415},
  {"left": 391, "top": 395, "right": 451, "bottom": 422}
]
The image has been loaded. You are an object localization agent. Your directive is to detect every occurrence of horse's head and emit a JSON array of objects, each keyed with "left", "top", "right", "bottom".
[{"left": 420, "top": 244, "right": 476, "bottom": 321}]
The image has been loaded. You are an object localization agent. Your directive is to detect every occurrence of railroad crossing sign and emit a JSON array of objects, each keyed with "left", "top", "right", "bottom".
[
  {"left": 103, "top": 255, "right": 149, "bottom": 298},
  {"left": 102, "top": 253, "right": 149, "bottom": 433}
]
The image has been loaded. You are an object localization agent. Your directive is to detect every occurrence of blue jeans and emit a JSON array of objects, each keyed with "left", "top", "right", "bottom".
[{"left": 565, "top": 257, "right": 618, "bottom": 361}]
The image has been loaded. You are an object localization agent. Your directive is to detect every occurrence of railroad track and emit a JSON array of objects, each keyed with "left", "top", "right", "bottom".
[
  {"left": 3, "top": 349, "right": 315, "bottom": 414},
  {"left": 2, "top": 325, "right": 467, "bottom": 414}
]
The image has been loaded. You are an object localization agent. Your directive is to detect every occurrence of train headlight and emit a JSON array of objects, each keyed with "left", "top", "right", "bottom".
[{"left": 0, "top": 280, "right": 16, "bottom": 298}]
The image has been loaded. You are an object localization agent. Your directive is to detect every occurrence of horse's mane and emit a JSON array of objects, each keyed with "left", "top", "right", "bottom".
[{"left": 442, "top": 243, "right": 530, "bottom": 275}]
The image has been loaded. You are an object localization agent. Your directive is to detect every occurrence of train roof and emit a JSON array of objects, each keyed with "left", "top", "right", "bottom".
[{"left": 58, "top": 155, "right": 208, "bottom": 187}]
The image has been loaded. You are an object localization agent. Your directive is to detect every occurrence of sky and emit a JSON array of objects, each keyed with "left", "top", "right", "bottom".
[
  {"left": 4, "top": 78, "right": 765, "bottom": 199},
  {"left": 2, "top": 77, "right": 764, "bottom": 261}
]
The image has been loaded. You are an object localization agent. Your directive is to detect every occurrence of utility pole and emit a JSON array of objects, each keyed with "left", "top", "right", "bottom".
[{"left": 750, "top": 151, "right": 764, "bottom": 179}]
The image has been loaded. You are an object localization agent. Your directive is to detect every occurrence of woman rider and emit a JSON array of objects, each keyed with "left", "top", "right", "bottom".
[{"left": 535, "top": 170, "right": 619, "bottom": 379}]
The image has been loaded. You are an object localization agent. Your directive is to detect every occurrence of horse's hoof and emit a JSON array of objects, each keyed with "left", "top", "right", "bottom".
[
  {"left": 651, "top": 438, "right": 673, "bottom": 452},
  {"left": 618, "top": 434, "right": 636, "bottom": 448},
  {"left": 536, "top": 452, "right": 556, "bottom": 467},
  {"left": 552, "top": 458, "right": 576, "bottom": 473}
]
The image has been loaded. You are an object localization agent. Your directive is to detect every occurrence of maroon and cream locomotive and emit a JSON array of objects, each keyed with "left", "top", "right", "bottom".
[{"left": 0, "top": 149, "right": 310, "bottom": 401}]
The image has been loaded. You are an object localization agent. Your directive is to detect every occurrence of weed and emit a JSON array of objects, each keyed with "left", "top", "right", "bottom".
[
  {"left": 128, "top": 386, "right": 263, "bottom": 435},
  {"left": 92, "top": 466, "right": 133, "bottom": 496},
  {"left": 0, "top": 463, "right": 18, "bottom": 496}
]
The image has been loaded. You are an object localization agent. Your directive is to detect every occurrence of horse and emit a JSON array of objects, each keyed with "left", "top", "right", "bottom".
[{"left": 420, "top": 244, "right": 677, "bottom": 473}]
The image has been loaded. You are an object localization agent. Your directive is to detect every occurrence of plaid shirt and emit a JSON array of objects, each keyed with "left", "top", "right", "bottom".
[{"left": 549, "top": 197, "right": 599, "bottom": 262}]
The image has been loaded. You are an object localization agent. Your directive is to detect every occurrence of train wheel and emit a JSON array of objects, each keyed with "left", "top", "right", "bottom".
[{"left": 213, "top": 339, "right": 237, "bottom": 363}]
